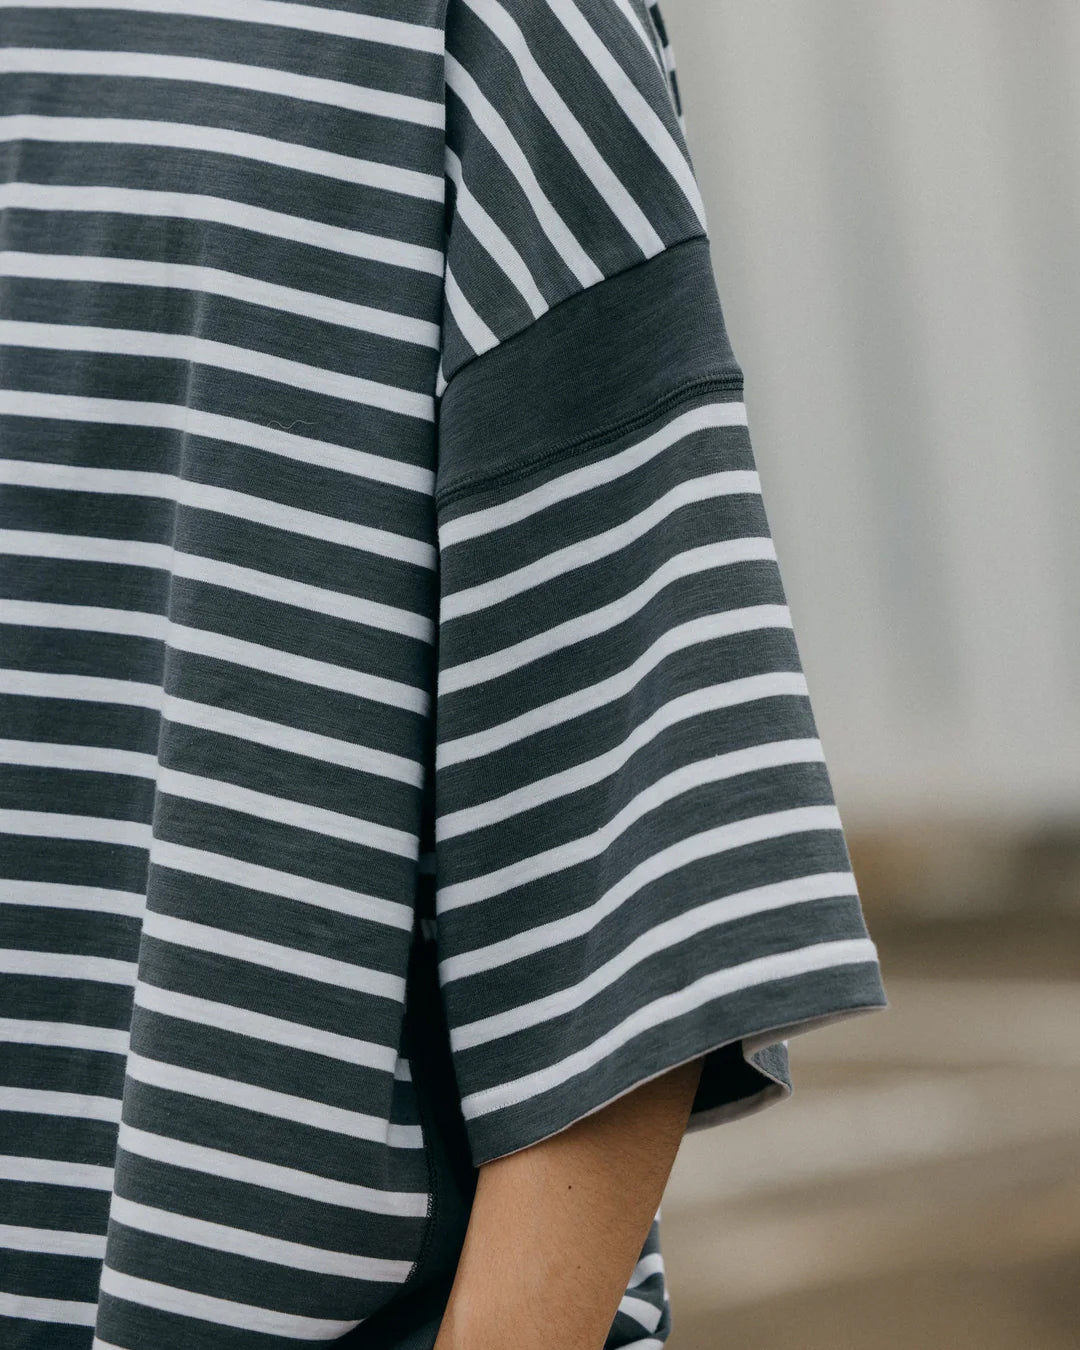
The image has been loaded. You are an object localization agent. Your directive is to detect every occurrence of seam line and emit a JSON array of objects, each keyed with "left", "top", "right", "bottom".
[
  {"left": 435, "top": 372, "right": 744, "bottom": 508},
  {"left": 437, "top": 230, "right": 712, "bottom": 394}
]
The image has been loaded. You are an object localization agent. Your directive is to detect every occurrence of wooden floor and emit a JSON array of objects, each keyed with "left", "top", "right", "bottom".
[{"left": 660, "top": 916, "right": 1080, "bottom": 1349}]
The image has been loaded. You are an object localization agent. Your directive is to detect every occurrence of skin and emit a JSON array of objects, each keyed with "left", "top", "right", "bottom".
[{"left": 433, "top": 1053, "right": 706, "bottom": 1350}]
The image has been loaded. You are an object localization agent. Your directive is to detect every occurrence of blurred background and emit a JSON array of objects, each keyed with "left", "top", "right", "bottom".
[{"left": 654, "top": 2, "right": 1080, "bottom": 1346}]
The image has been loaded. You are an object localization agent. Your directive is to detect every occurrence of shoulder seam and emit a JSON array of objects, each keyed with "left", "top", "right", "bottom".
[{"left": 437, "top": 229, "right": 710, "bottom": 397}]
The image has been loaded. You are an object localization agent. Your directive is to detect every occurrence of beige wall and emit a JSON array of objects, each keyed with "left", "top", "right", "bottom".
[{"left": 661, "top": 0, "right": 1080, "bottom": 832}]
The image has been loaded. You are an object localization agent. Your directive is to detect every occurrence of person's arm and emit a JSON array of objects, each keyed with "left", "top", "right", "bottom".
[{"left": 433, "top": 1054, "right": 705, "bottom": 1350}]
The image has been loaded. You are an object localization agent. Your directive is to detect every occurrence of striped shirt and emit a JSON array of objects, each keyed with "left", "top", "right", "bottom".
[{"left": 0, "top": 1, "right": 888, "bottom": 1346}]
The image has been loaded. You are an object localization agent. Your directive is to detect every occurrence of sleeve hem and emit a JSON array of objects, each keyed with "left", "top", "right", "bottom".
[
  {"left": 685, "top": 999, "right": 891, "bottom": 1133},
  {"left": 463, "top": 958, "right": 888, "bottom": 1168}
]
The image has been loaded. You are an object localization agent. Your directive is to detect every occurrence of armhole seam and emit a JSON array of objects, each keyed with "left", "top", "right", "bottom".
[{"left": 437, "top": 229, "right": 711, "bottom": 397}]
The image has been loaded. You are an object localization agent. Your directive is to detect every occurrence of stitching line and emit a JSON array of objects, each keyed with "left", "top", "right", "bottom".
[{"left": 435, "top": 372, "right": 744, "bottom": 508}]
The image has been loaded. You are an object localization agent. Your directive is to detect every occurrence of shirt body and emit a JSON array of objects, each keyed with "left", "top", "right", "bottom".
[{"left": 0, "top": 2, "right": 887, "bottom": 1346}]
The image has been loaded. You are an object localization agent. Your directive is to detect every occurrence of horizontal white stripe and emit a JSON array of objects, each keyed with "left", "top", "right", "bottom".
[
  {"left": 438, "top": 401, "right": 747, "bottom": 548},
  {"left": 0, "top": 604, "right": 430, "bottom": 715},
  {"left": 0, "top": 1288, "right": 96, "bottom": 1326},
  {"left": 0, "top": 1086, "right": 121, "bottom": 1123},
  {"left": 0, "top": 49, "right": 441, "bottom": 128},
  {"left": 445, "top": 53, "right": 601, "bottom": 287},
  {"left": 0, "top": 879, "right": 142, "bottom": 916},
  {"left": 460, "top": 938, "right": 879, "bottom": 1119},
  {"left": 0, "top": 114, "right": 443, "bottom": 202},
  {"left": 3, "top": 448, "right": 434, "bottom": 569},
  {"left": 110, "top": 1194, "right": 412, "bottom": 1283},
  {"left": 545, "top": 0, "right": 707, "bottom": 229},
  {"left": 0, "top": 597, "right": 165, "bottom": 639},
  {"left": 98, "top": 1264, "right": 360, "bottom": 1339},
  {"left": 0, "top": 694, "right": 422, "bottom": 793},
  {"left": 440, "top": 533, "right": 774, "bottom": 693},
  {"left": 164, "top": 617, "right": 431, "bottom": 714},
  {"left": 125, "top": 1051, "right": 422, "bottom": 1147},
  {"left": 0, "top": 250, "right": 440, "bottom": 348},
  {"left": 440, "top": 473, "right": 765, "bottom": 622},
  {"left": 439, "top": 672, "right": 809, "bottom": 836},
  {"left": 149, "top": 836, "right": 413, "bottom": 932},
  {"left": 0, "top": 1222, "right": 105, "bottom": 1259},
  {"left": 0, "top": 388, "right": 435, "bottom": 493},
  {"left": 0, "top": 0, "right": 444, "bottom": 53},
  {"left": 441, "top": 737, "right": 826, "bottom": 913},
  {"left": 133, "top": 980, "right": 398, "bottom": 1073},
  {"left": 2, "top": 531, "right": 168, "bottom": 579},
  {"left": 0, "top": 1016, "right": 128, "bottom": 1055},
  {"left": 436, "top": 605, "right": 794, "bottom": 766},
  {"left": 153, "top": 763, "right": 418, "bottom": 859},
  {"left": 0, "top": 319, "right": 433, "bottom": 422},
  {"left": 0, "top": 946, "right": 138, "bottom": 985},
  {"left": 0, "top": 665, "right": 161, "bottom": 713},
  {"left": 161, "top": 537, "right": 437, "bottom": 653},
  {"left": 0, "top": 1153, "right": 113, "bottom": 1189},
  {"left": 440, "top": 805, "right": 845, "bottom": 976},
  {"left": 445, "top": 147, "right": 546, "bottom": 318},
  {"left": 0, "top": 806, "right": 151, "bottom": 850},
  {"left": 0, "top": 874, "right": 143, "bottom": 928},
  {"left": 117, "top": 1122, "right": 428, "bottom": 1218},
  {"left": 140, "top": 908, "right": 406, "bottom": 1002},
  {"left": 0, "top": 736, "right": 154, "bottom": 779},
  {"left": 0, "top": 181, "right": 444, "bottom": 275},
  {"left": 160, "top": 692, "right": 423, "bottom": 788},
  {"left": 451, "top": 870, "right": 860, "bottom": 1043},
  {"left": 464, "top": 0, "right": 665, "bottom": 257}
]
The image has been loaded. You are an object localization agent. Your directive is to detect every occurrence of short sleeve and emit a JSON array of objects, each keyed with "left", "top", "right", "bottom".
[{"left": 433, "top": 0, "right": 888, "bottom": 1169}]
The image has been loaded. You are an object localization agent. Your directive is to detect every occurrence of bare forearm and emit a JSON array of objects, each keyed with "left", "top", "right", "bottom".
[{"left": 433, "top": 1055, "right": 705, "bottom": 1350}]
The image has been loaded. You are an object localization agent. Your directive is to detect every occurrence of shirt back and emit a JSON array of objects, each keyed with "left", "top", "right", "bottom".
[{"left": 1, "top": 3, "right": 451, "bottom": 1343}]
